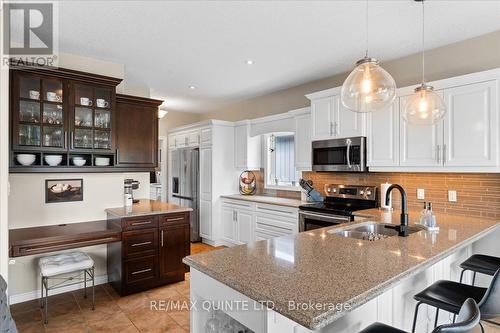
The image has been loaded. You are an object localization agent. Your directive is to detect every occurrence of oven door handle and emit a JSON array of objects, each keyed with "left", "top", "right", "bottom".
[{"left": 346, "top": 138, "right": 352, "bottom": 168}]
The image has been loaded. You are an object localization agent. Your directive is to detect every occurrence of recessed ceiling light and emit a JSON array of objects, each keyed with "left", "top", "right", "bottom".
[
  {"left": 245, "top": 59, "right": 254, "bottom": 65},
  {"left": 189, "top": 85, "right": 196, "bottom": 90}
]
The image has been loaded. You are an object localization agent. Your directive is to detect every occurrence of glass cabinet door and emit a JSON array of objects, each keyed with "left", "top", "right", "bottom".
[
  {"left": 15, "top": 75, "right": 65, "bottom": 150},
  {"left": 71, "top": 84, "right": 113, "bottom": 151}
]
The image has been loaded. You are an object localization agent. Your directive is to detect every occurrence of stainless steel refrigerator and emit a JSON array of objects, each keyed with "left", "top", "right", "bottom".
[{"left": 171, "top": 148, "right": 200, "bottom": 242}]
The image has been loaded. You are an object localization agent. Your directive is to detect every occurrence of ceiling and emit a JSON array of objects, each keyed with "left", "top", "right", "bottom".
[{"left": 58, "top": 0, "right": 500, "bottom": 113}]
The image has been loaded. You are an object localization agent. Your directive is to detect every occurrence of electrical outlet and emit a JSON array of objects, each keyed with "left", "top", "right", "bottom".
[
  {"left": 417, "top": 189, "right": 425, "bottom": 200},
  {"left": 448, "top": 190, "right": 457, "bottom": 202}
]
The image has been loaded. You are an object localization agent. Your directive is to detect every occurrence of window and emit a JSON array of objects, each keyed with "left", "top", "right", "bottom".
[{"left": 265, "top": 133, "right": 299, "bottom": 190}]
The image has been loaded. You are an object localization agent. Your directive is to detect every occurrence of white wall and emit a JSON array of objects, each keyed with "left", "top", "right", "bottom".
[{"left": 9, "top": 173, "right": 149, "bottom": 228}]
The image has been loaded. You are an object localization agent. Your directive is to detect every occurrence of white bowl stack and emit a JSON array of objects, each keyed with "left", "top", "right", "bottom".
[
  {"left": 72, "top": 157, "right": 86, "bottom": 167},
  {"left": 16, "top": 154, "right": 36, "bottom": 166},
  {"left": 44, "top": 155, "right": 63, "bottom": 166}
]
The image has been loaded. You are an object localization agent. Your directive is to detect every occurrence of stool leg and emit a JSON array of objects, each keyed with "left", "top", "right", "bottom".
[
  {"left": 40, "top": 276, "right": 44, "bottom": 309},
  {"left": 83, "top": 270, "right": 87, "bottom": 299},
  {"left": 479, "top": 321, "right": 485, "bottom": 333},
  {"left": 472, "top": 272, "right": 477, "bottom": 286},
  {"left": 459, "top": 269, "right": 467, "bottom": 283},
  {"left": 411, "top": 302, "right": 423, "bottom": 333},
  {"left": 43, "top": 277, "right": 48, "bottom": 324},
  {"left": 434, "top": 308, "right": 439, "bottom": 328},
  {"left": 91, "top": 266, "right": 95, "bottom": 311},
  {"left": 452, "top": 314, "right": 456, "bottom": 323}
]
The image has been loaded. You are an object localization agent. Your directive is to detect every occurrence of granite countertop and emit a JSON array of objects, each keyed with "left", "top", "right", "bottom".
[
  {"left": 183, "top": 209, "right": 499, "bottom": 330},
  {"left": 105, "top": 199, "right": 192, "bottom": 218},
  {"left": 221, "top": 194, "right": 307, "bottom": 208}
]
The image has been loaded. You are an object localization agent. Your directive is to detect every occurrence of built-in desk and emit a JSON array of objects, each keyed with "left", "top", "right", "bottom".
[{"left": 9, "top": 220, "right": 122, "bottom": 257}]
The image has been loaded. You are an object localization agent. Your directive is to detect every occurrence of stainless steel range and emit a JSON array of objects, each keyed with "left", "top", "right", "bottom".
[{"left": 298, "top": 184, "right": 378, "bottom": 232}]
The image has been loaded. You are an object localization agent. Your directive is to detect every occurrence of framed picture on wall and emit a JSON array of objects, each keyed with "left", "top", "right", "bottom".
[{"left": 45, "top": 179, "right": 83, "bottom": 203}]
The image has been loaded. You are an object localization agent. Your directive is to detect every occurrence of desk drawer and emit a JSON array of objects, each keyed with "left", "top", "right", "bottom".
[
  {"left": 124, "top": 255, "right": 157, "bottom": 284},
  {"left": 160, "top": 213, "right": 189, "bottom": 227},
  {"left": 122, "top": 216, "right": 158, "bottom": 231},
  {"left": 123, "top": 229, "right": 158, "bottom": 258}
]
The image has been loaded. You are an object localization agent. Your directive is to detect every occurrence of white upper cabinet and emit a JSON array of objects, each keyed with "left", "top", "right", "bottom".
[
  {"left": 311, "top": 96, "right": 335, "bottom": 140},
  {"left": 443, "top": 80, "right": 498, "bottom": 167},
  {"left": 367, "top": 99, "right": 399, "bottom": 167},
  {"left": 308, "top": 89, "right": 364, "bottom": 141},
  {"left": 400, "top": 92, "right": 444, "bottom": 167},
  {"left": 234, "top": 122, "right": 261, "bottom": 170},
  {"left": 337, "top": 99, "right": 365, "bottom": 138}
]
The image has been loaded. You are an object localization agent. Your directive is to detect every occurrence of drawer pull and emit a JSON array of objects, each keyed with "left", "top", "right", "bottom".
[
  {"left": 131, "top": 268, "right": 152, "bottom": 275},
  {"left": 131, "top": 241, "right": 152, "bottom": 247},
  {"left": 131, "top": 221, "right": 152, "bottom": 226},
  {"left": 165, "top": 217, "right": 184, "bottom": 222},
  {"left": 161, "top": 230, "right": 164, "bottom": 247}
]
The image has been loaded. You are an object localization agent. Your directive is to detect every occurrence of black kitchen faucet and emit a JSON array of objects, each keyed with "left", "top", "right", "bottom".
[{"left": 384, "top": 184, "right": 409, "bottom": 237}]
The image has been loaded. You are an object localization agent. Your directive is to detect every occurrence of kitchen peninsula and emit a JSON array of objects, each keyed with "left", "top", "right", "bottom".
[{"left": 184, "top": 210, "right": 499, "bottom": 332}]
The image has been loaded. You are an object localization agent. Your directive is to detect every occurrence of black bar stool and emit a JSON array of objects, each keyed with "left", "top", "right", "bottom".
[
  {"left": 459, "top": 254, "right": 500, "bottom": 286},
  {"left": 411, "top": 269, "right": 500, "bottom": 333},
  {"left": 359, "top": 298, "right": 480, "bottom": 333}
]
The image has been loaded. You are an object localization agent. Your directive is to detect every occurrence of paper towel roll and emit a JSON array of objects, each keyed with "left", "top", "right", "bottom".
[{"left": 380, "top": 183, "right": 392, "bottom": 210}]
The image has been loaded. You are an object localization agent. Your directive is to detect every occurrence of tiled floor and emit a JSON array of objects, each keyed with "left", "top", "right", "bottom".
[
  {"left": 10, "top": 242, "right": 500, "bottom": 333},
  {"left": 11, "top": 243, "right": 223, "bottom": 333}
]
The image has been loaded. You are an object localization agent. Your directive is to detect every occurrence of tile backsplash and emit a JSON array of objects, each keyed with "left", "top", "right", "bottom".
[{"left": 302, "top": 172, "right": 500, "bottom": 219}]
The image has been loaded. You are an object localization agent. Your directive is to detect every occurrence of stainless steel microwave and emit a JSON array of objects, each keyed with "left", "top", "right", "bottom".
[{"left": 311, "top": 137, "right": 367, "bottom": 172}]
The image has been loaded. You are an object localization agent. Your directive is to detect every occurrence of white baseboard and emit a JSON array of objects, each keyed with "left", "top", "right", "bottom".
[{"left": 9, "top": 274, "right": 108, "bottom": 305}]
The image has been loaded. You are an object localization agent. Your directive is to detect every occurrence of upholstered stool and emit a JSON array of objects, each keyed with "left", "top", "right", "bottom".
[
  {"left": 360, "top": 298, "right": 480, "bottom": 333},
  {"left": 459, "top": 254, "right": 500, "bottom": 285},
  {"left": 411, "top": 269, "right": 500, "bottom": 333},
  {"left": 39, "top": 251, "right": 95, "bottom": 324}
]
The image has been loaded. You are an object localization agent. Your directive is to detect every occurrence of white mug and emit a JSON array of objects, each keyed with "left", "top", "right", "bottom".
[
  {"left": 29, "top": 90, "right": 40, "bottom": 100},
  {"left": 96, "top": 99, "right": 109, "bottom": 108},
  {"left": 46, "top": 92, "right": 61, "bottom": 102},
  {"left": 80, "top": 97, "right": 92, "bottom": 106}
]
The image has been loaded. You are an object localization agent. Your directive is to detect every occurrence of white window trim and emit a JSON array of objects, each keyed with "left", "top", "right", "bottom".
[{"left": 263, "top": 133, "right": 301, "bottom": 192}]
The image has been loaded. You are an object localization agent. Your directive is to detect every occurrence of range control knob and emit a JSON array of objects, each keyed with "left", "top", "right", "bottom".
[
  {"left": 332, "top": 188, "right": 337, "bottom": 193},
  {"left": 327, "top": 188, "right": 331, "bottom": 193}
]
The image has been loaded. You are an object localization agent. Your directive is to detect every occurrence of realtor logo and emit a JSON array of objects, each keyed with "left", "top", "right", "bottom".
[{"left": 2, "top": 2, "right": 58, "bottom": 66}]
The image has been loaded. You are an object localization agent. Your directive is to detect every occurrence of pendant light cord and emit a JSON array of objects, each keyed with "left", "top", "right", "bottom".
[
  {"left": 365, "top": 0, "right": 369, "bottom": 58},
  {"left": 421, "top": 0, "right": 425, "bottom": 84}
]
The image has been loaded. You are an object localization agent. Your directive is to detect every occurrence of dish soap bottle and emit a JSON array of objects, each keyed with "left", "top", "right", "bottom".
[{"left": 419, "top": 202, "right": 428, "bottom": 225}]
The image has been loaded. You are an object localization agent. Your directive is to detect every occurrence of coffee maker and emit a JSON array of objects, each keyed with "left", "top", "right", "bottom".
[{"left": 124, "top": 179, "right": 140, "bottom": 203}]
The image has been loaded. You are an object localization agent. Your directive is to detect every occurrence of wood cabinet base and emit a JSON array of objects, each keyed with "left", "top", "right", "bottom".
[{"left": 106, "top": 212, "right": 190, "bottom": 296}]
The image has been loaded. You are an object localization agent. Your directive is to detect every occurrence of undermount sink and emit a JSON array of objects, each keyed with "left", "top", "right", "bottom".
[{"left": 328, "top": 222, "right": 426, "bottom": 241}]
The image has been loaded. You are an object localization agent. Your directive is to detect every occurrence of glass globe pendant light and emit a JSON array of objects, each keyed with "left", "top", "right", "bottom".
[
  {"left": 403, "top": 0, "right": 446, "bottom": 125},
  {"left": 341, "top": 0, "right": 397, "bottom": 113}
]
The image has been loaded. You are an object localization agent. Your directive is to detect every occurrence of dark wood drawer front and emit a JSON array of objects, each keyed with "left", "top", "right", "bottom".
[
  {"left": 123, "top": 229, "right": 158, "bottom": 258},
  {"left": 124, "top": 255, "right": 157, "bottom": 284},
  {"left": 160, "top": 213, "right": 189, "bottom": 227},
  {"left": 122, "top": 216, "right": 158, "bottom": 231}
]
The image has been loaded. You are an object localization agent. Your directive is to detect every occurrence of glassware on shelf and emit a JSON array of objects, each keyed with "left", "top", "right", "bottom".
[
  {"left": 94, "top": 130, "right": 111, "bottom": 149},
  {"left": 43, "top": 104, "right": 63, "bottom": 125},
  {"left": 74, "top": 128, "right": 93, "bottom": 148},
  {"left": 75, "top": 107, "right": 93, "bottom": 127},
  {"left": 19, "top": 100, "right": 40, "bottom": 123},
  {"left": 42, "top": 127, "right": 63, "bottom": 147},
  {"left": 19, "top": 124, "right": 40, "bottom": 146},
  {"left": 95, "top": 110, "right": 111, "bottom": 129}
]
